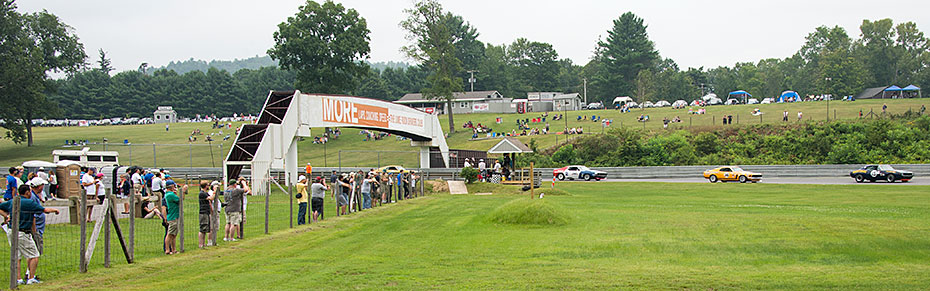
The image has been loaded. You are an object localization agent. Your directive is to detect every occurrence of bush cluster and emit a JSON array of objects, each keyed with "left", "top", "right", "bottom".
[{"left": 519, "top": 115, "right": 930, "bottom": 167}]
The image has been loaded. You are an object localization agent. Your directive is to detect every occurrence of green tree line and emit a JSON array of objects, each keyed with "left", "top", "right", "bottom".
[{"left": 520, "top": 114, "right": 930, "bottom": 167}]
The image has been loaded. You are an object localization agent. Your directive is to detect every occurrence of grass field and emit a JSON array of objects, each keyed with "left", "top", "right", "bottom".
[
  {"left": 1, "top": 98, "right": 928, "bottom": 168},
  {"left": 27, "top": 181, "right": 930, "bottom": 290}
]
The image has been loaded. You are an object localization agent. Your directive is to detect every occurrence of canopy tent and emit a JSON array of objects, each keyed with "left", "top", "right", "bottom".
[
  {"left": 883, "top": 85, "right": 903, "bottom": 98},
  {"left": 778, "top": 91, "right": 800, "bottom": 102},
  {"left": 612, "top": 96, "right": 633, "bottom": 105},
  {"left": 902, "top": 85, "right": 922, "bottom": 98},
  {"left": 728, "top": 90, "right": 752, "bottom": 103}
]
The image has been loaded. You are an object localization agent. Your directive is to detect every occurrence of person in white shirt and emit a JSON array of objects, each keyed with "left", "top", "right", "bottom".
[
  {"left": 477, "top": 159, "right": 487, "bottom": 182},
  {"left": 35, "top": 167, "right": 49, "bottom": 200},
  {"left": 131, "top": 169, "right": 144, "bottom": 196},
  {"left": 463, "top": 158, "right": 472, "bottom": 168},
  {"left": 81, "top": 168, "right": 96, "bottom": 222}
]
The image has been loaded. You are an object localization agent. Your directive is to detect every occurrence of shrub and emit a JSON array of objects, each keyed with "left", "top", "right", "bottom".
[
  {"left": 488, "top": 198, "right": 570, "bottom": 226},
  {"left": 460, "top": 167, "right": 479, "bottom": 183}
]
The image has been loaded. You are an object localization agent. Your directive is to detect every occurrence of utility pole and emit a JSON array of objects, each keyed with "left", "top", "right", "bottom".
[
  {"left": 825, "top": 77, "right": 832, "bottom": 121},
  {"left": 467, "top": 70, "right": 478, "bottom": 92},
  {"left": 583, "top": 78, "right": 588, "bottom": 105}
]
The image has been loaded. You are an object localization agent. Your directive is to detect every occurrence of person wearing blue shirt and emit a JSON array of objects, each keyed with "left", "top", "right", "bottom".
[
  {"left": 5, "top": 167, "right": 22, "bottom": 201},
  {"left": 395, "top": 172, "right": 404, "bottom": 201},
  {"left": 0, "top": 184, "right": 60, "bottom": 285},
  {"left": 26, "top": 178, "right": 48, "bottom": 256}
]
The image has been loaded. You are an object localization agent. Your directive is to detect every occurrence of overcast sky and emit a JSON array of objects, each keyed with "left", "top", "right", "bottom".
[{"left": 17, "top": 0, "right": 928, "bottom": 73}]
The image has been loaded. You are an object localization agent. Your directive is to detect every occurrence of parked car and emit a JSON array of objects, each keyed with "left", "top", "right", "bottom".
[
  {"left": 642, "top": 101, "right": 654, "bottom": 108},
  {"left": 585, "top": 102, "right": 604, "bottom": 110},
  {"left": 655, "top": 100, "right": 671, "bottom": 107},
  {"left": 707, "top": 98, "right": 723, "bottom": 105},
  {"left": 725, "top": 99, "right": 741, "bottom": 105},
  {"left": 849, "top": 164, "right": 914, "bottom": 183},
  {"left": 760, "top": 98, "right": 774, "bottom": 104},
  {"left": 747, "top": 98, "right": 759, "bottom": 104},
  {"left": 553, "top": 165, "right": 607, "bottom": 181},
  {"left": 702, "top": 166, "right": 762, "bottom": 183},
  {"left": 377, "top": 165, "right": 408, "bottom": 173}
]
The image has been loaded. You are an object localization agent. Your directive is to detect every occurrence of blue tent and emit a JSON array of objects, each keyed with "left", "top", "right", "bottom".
[
  {"left": 728, "top": 90, "right": 752, "bottom": 103},
  {"left": 778, "top": 90, "right": 800, "bottom": 102},
  {"left": 728, "top": 90, "right": 752, "bottom": 97},
  {"left": 883, "top": 85, "right": 903, "bottom": 98},
  {"left": 902, "top": 85, "right": 922, "bottom": 98}
]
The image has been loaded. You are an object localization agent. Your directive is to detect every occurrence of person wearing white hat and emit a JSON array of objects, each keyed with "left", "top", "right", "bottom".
[
  {"left": 295, "top": 175, "right": 309, "bottom": 225},
  {"left": 26, "top": 178, "right": 50, "bottom": 259},
  {"left": 35, "top": 168, "right": 49, "bottom": 201}
]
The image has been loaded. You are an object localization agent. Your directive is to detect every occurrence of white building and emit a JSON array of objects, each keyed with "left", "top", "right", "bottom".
[
  {"left": 395, "top": 91, "right": 514, "bottom": 114},
  {"left": 153, "top": 106, "right": 177, "bottom": 123}
]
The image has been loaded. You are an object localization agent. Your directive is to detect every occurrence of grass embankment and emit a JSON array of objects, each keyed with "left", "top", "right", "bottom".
[
  {"left": 1, "top": 99, "right": 927, "bottom": 167},
  {"left": 31, "top": 182, "right": 930, "bottom": 289}
]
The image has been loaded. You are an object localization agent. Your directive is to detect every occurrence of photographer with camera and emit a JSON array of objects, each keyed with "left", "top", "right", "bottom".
[{"left": 224, "top": 177, "right": 249, "bottom": 242}]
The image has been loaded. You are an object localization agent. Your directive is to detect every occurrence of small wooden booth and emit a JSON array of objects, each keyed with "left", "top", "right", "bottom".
[{"left": 487, "top": 137, "right": 538, "bottom": 186}]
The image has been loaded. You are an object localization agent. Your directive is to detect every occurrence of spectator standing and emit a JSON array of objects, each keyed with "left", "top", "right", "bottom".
[
  {"left": 336, "top": 174, "right": 350, "bottom": 215},
  {"left": 310, "top": 177, "right": 328, "bottom": 222},
  {"left": 119, "top": 174, "right": 132, "bottom": 214},
  {"left": 0, "top": 185, "right": 60, "bottom": 285},
  {"left": 361, "top": 173, "right": 374, "bottom": 209},
  {"left": 224, "top": 179, "right": 247, "bottom": 241},
  {"left": 797, "top": 111, "right": 803, "bottom": 121},
  {"left": 131, "top": 168, "right": 144, "bottom": 197},
  {"left": 5, "top": 167, "right": 22, "bottom": 201},
  {"left": 783, "top": 110, "right": 789, "bottom": 122},
  {"left": 80, "top": 168, "right": 96, "bottom": 222},
  {"left": 395, "top": 172, "right": 405, "bottom": 201},
  {"left": 295, "top": 176, "right": 309, "bottom": 225},
  {"left": 27, "top": 178, "right": 48, "bottom": 261},
  {"left": 163, "top": 180, "right": 185, "bottom": 255},
  {"left": 197, "top": 181, "right": 215, "bottom": 248},
  {"left": 34, "top": 168, "right": 49, "bottom": 200}
]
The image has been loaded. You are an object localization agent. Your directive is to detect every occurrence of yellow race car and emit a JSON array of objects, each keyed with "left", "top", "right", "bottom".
[
  {"left": 376, "top": 165, "right": 407, "bottom": 173},
  {"left": 703, "top": 166, "right": 762, "bottom": 183}
]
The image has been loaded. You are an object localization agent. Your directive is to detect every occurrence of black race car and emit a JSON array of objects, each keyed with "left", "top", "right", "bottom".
[{"left": 849, "top": 164, "right": 914, "bottom": 183}]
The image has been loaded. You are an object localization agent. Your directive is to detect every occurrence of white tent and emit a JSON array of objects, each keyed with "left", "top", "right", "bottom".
[
  {"left": 655, "top": 100, "right": 671, "bottom": 107},
  {"left": 701, "top": 93, "right": 718, "bottom": 101},
  {"left": 612, "top": 96, "right": 633, "bottom": 104},
  {"left": 672, "top": 100, "right": 688, "bottom": 108}
]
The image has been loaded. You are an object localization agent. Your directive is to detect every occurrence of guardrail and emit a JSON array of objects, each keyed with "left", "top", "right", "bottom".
[{"left": 7, "top": 164, "right": 929, "bottom": 181}]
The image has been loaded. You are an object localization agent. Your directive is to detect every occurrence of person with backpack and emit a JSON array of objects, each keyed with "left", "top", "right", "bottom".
[
  {"left": 295, "top": 176, "right": 308, "bottom": 225},
  {"left": 224, "top": 178, "right": 248, "bottom": 242}
]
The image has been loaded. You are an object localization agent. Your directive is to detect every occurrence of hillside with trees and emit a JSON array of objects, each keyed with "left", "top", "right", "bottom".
[{"left": 4, "top": 0, "right": 928, "bottom": 141}]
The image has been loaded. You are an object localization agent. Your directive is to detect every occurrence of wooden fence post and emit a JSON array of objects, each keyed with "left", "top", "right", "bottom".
[
  {"left": 265, "top": 177, "right": 270, "bottom": 235},
  {"left": 178, "top": 176, "right": 185, "bottom": 253},
  {"left": 288, "top": 180, "right": 293, "bottom": 228},
  {"left": 128, "top": 191, "right": 134, "bottom": 262},
  {"left": 10, "top": 195, "right": 20, "bottom": 289},
  {"left": 79, "top": 189, "right": 88, "bottom": 273},
  {"left": 104, "top": 193, "right": 110, "bottom": 268}
]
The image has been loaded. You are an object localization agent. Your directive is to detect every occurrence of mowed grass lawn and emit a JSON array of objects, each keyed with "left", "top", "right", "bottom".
[
  {"left": 1, "top": 98, "right": 928, "bottom": 168},
  {"left": 32, "top": 182, "right": 930, "bottom": 290}
]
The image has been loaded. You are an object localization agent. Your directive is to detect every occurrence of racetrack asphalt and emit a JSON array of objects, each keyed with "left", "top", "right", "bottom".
[{"left": 599, "top": 177, "right": 926, "bottom": 185}]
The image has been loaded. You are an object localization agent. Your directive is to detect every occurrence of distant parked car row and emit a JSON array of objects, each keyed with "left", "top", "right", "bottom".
[{"left": 13, "top": 115, "right": 257, "bottom": 127}]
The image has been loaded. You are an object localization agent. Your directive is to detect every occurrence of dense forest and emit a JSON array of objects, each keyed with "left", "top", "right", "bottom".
[{"left": 43, "top": 15, "right": 930, "bottom": 119}]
